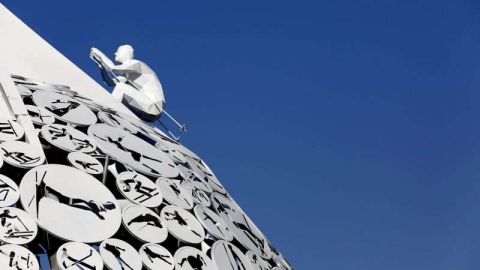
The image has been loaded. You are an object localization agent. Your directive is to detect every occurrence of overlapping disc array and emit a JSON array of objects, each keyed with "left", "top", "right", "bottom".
[{"left": 0, "top": 75, "right": 293, "bottom": 270}]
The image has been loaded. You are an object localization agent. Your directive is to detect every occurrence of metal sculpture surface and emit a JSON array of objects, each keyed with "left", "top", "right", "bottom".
[{"left": 90, "top": 45, "right": 165, "bottom": 122}]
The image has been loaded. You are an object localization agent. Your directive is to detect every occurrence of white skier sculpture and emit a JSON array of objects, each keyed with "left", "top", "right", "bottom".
[{"left": 90, "top": 45, "right": 165, "bottom": 122}]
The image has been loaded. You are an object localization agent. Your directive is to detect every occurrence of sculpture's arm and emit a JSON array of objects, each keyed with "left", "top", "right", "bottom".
[{"left": 90, "top": 47, "right": 115, "bottom": 71}]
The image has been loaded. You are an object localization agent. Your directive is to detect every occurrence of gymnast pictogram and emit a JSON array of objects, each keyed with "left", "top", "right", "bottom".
[
  {"left": 164, "top": 210, "right": 201, "bottom": 237},
  {"left": 127, "top": 213, "right": 162, "bottom": 229},
  {"left": 179, "top": 254, "right": 206, "bottom": 270},
  {"left": 120, "top": 175, "right": 159, "bottom": 203},
  {"left": 103, "top": 243, "right": 133, "bottom": 270},
  {"left": 143, "top": 246, "right": 171, "bottom": 265},
  {"left": 74, "top": 160, "right": 101, "bottom": 173}
]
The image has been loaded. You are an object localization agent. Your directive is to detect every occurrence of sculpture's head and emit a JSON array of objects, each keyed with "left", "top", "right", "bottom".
[{"left": 115, "top": 45, "right": 134, "bottom": 63}]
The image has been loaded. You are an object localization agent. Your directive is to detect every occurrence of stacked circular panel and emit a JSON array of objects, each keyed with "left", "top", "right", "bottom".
[{"left": 0, "top": 77, "right": 291, "bottom": 270}]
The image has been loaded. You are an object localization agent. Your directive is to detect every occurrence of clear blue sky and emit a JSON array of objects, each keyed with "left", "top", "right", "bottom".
[{"left": 5, "top": 1, "right": 480, "bottom": 269}]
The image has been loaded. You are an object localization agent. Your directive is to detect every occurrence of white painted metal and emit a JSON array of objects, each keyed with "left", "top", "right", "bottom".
[
  {"left": 173, "top": 246, "right": 217, "bottom": 270},
  {"left": 115, "top": 171, "right": 163, "bottom": 208},
  {"left": 160, "top": 205, "right": 205, "bottom": 244},
  {"left": 67, "top": 152, "right": 103, "bottom": 175},
  {"left": 19, "top": 164, "right": 121, "bottom": 243},
  {"left": 194, "top": 206, "right": 233, "bottom": 242},
  {"left": 99, "top": 238, "right": 142, "bottom": 270},
  {"left": 54, "top": 242, "right": 103, "bottom": 270},
  {"left": 0, "top": 207, "right": 37, "bottom": 245},
  {"left": 0, "top": 244, "right": 39, "bottom": 270},
  {"left": 139, "top": 243, "right": 174, "bottom": 270},
  {"left": 121, "top": 204, "right": 167, "bottom": 244},
  {"left": 155, "top": 178, "right": 194, "bottom": 210},
  {"left": 211, "top": 240, "right": 254, "bottom": 270},
  {"left": 0, "top": 141, "right": 45, "bottom": 168}
]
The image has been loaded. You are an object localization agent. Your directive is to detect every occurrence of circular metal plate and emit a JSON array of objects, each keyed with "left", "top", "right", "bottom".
[
  {"left": 0, "top": 175, "right": 19, "bottom": 207},
  {"left": 67, "top": 152, "right": 103, "bottom": 175},
  {"left": 100, "top": 238, "right": 142, "bottom": 270},
  {"left": 25, "top": 105, "right": 55, "bottom": 126},
  {"left": 98, "top": 111, "right": 141, "bottom": 134},
  {"left": 182, "top": 181, "right": 211, "bottom": 207},
  {"left": 178, "top": 163, "right": 213, "bottom": 194},
  {"left": 194, "top": 206, "right": 233, "bottom": 241},
  {"left": 122, "top": 204, "right": 167, "bottom": 243},
  {"left": 0, "top": 244, "right": 39, "bottom": 270},
  {"left": 211, "top": 240, "right": 253, "bottom": 270},
  {"left": 0, "top": 119, "right": 24, "bottom": 142},
  {"left": 160, "top": 205, "right": 205, "bottom": 244},
  {"left": 0, "top": 207, "right": 37, "bottom": 245},
  {"left": 139, "top": 243, "right": 174, "bottom": 270},
  {"left": 155, "top": 178, "right": 193, "bottom": 209},
  {"left": 32, "top": 90, "right": 97, "bottom": 126},
  {"left": 0, "top": 141, "right": 44, "bottom": 168},
  {"left": 116, "top": 171, "right": 163, "bottom": 208},
  {"left": 19, "top": 164, "right": 121, "bottom": 243},
  {"left": 41, "top": 124, "right": 97, "bottom": 153},
  {"left": 55, "top": 242, "right": 103, "bottom": 270},
  {"left": 88, "top": 124, "right": 180, "bottom": 178},
  {"left": 173, "top": 246, "right": 217, "bottom": 270}
]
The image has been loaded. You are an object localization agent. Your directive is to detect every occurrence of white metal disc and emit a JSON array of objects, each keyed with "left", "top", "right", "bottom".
[
  {"left": 211, "top": 240, "right": 253, "bottom": 270},
  {"left": 155, "top": 178, "right": 193, "bottom": 209},
  {"left": 0, "top": 244, "right": 39, "bottom": 270},
  {"left": 100, "top": 238, "right": 142, "bottom": 270},
  {"left": 0, "top": 141, "right": 45, "bottom": 168},
  {"left": 182, "top": 181, "right": 211, "bottom": 207},
  {"left": 185, "top": 157, "right": 225, "bottom": 194},
  {"left": 88, "top": 124, "right": 180, "bottom": 178},
  {"left": 178, "top": 163, "right": 213, "bottom": 194},
  {"left": 155, "top": 142, "right": 187, "bottom": 164},
  {"left": 212, "top": 194, "right": 271, "bottom": 259},
  {"left": 19, "top": 164, "right": 121, "bottom": 243},
  {"left": 32, "top": 90, "right": 97, "bottom": 126},
  {"left": 25, "top": 105, "right": 55, "bottom": 126},
  {"left": 194, "top": 206, "right": 233, "bottom": 241},
  {"left": 173, "top": 246, "right": 217, "bottom": 270},
  {"left": 122, "top": 204, "right": 167, "bottom": 243},
  {"left": 116, "top": 171, "right": 163, "bottom": 208},
  {"left": 0, "top": 207, "right": 37, "bottom": 245},
  {"left": 0, "top": 119, "right": 24, "bottom": 142},
  {"left": 55, "top": 242, "right": 104, "bottom": 270},
  {"left": 0, "top": 174, "right": 19, "bottom": 207},
  {"left": 97, "top": 111, "right": 141, "bottom": 134},
  {"left": 67, "top": 152, "right": 103, "bottom": 175},
  {"left": 41, "top": 124, "right": 97, "bottom": 153},
  {"left": 160, "top": 205, "right": 205, "bottom": 244},
  {"left": 139, "top": 243, "right": 174, "bottom": 270}
]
